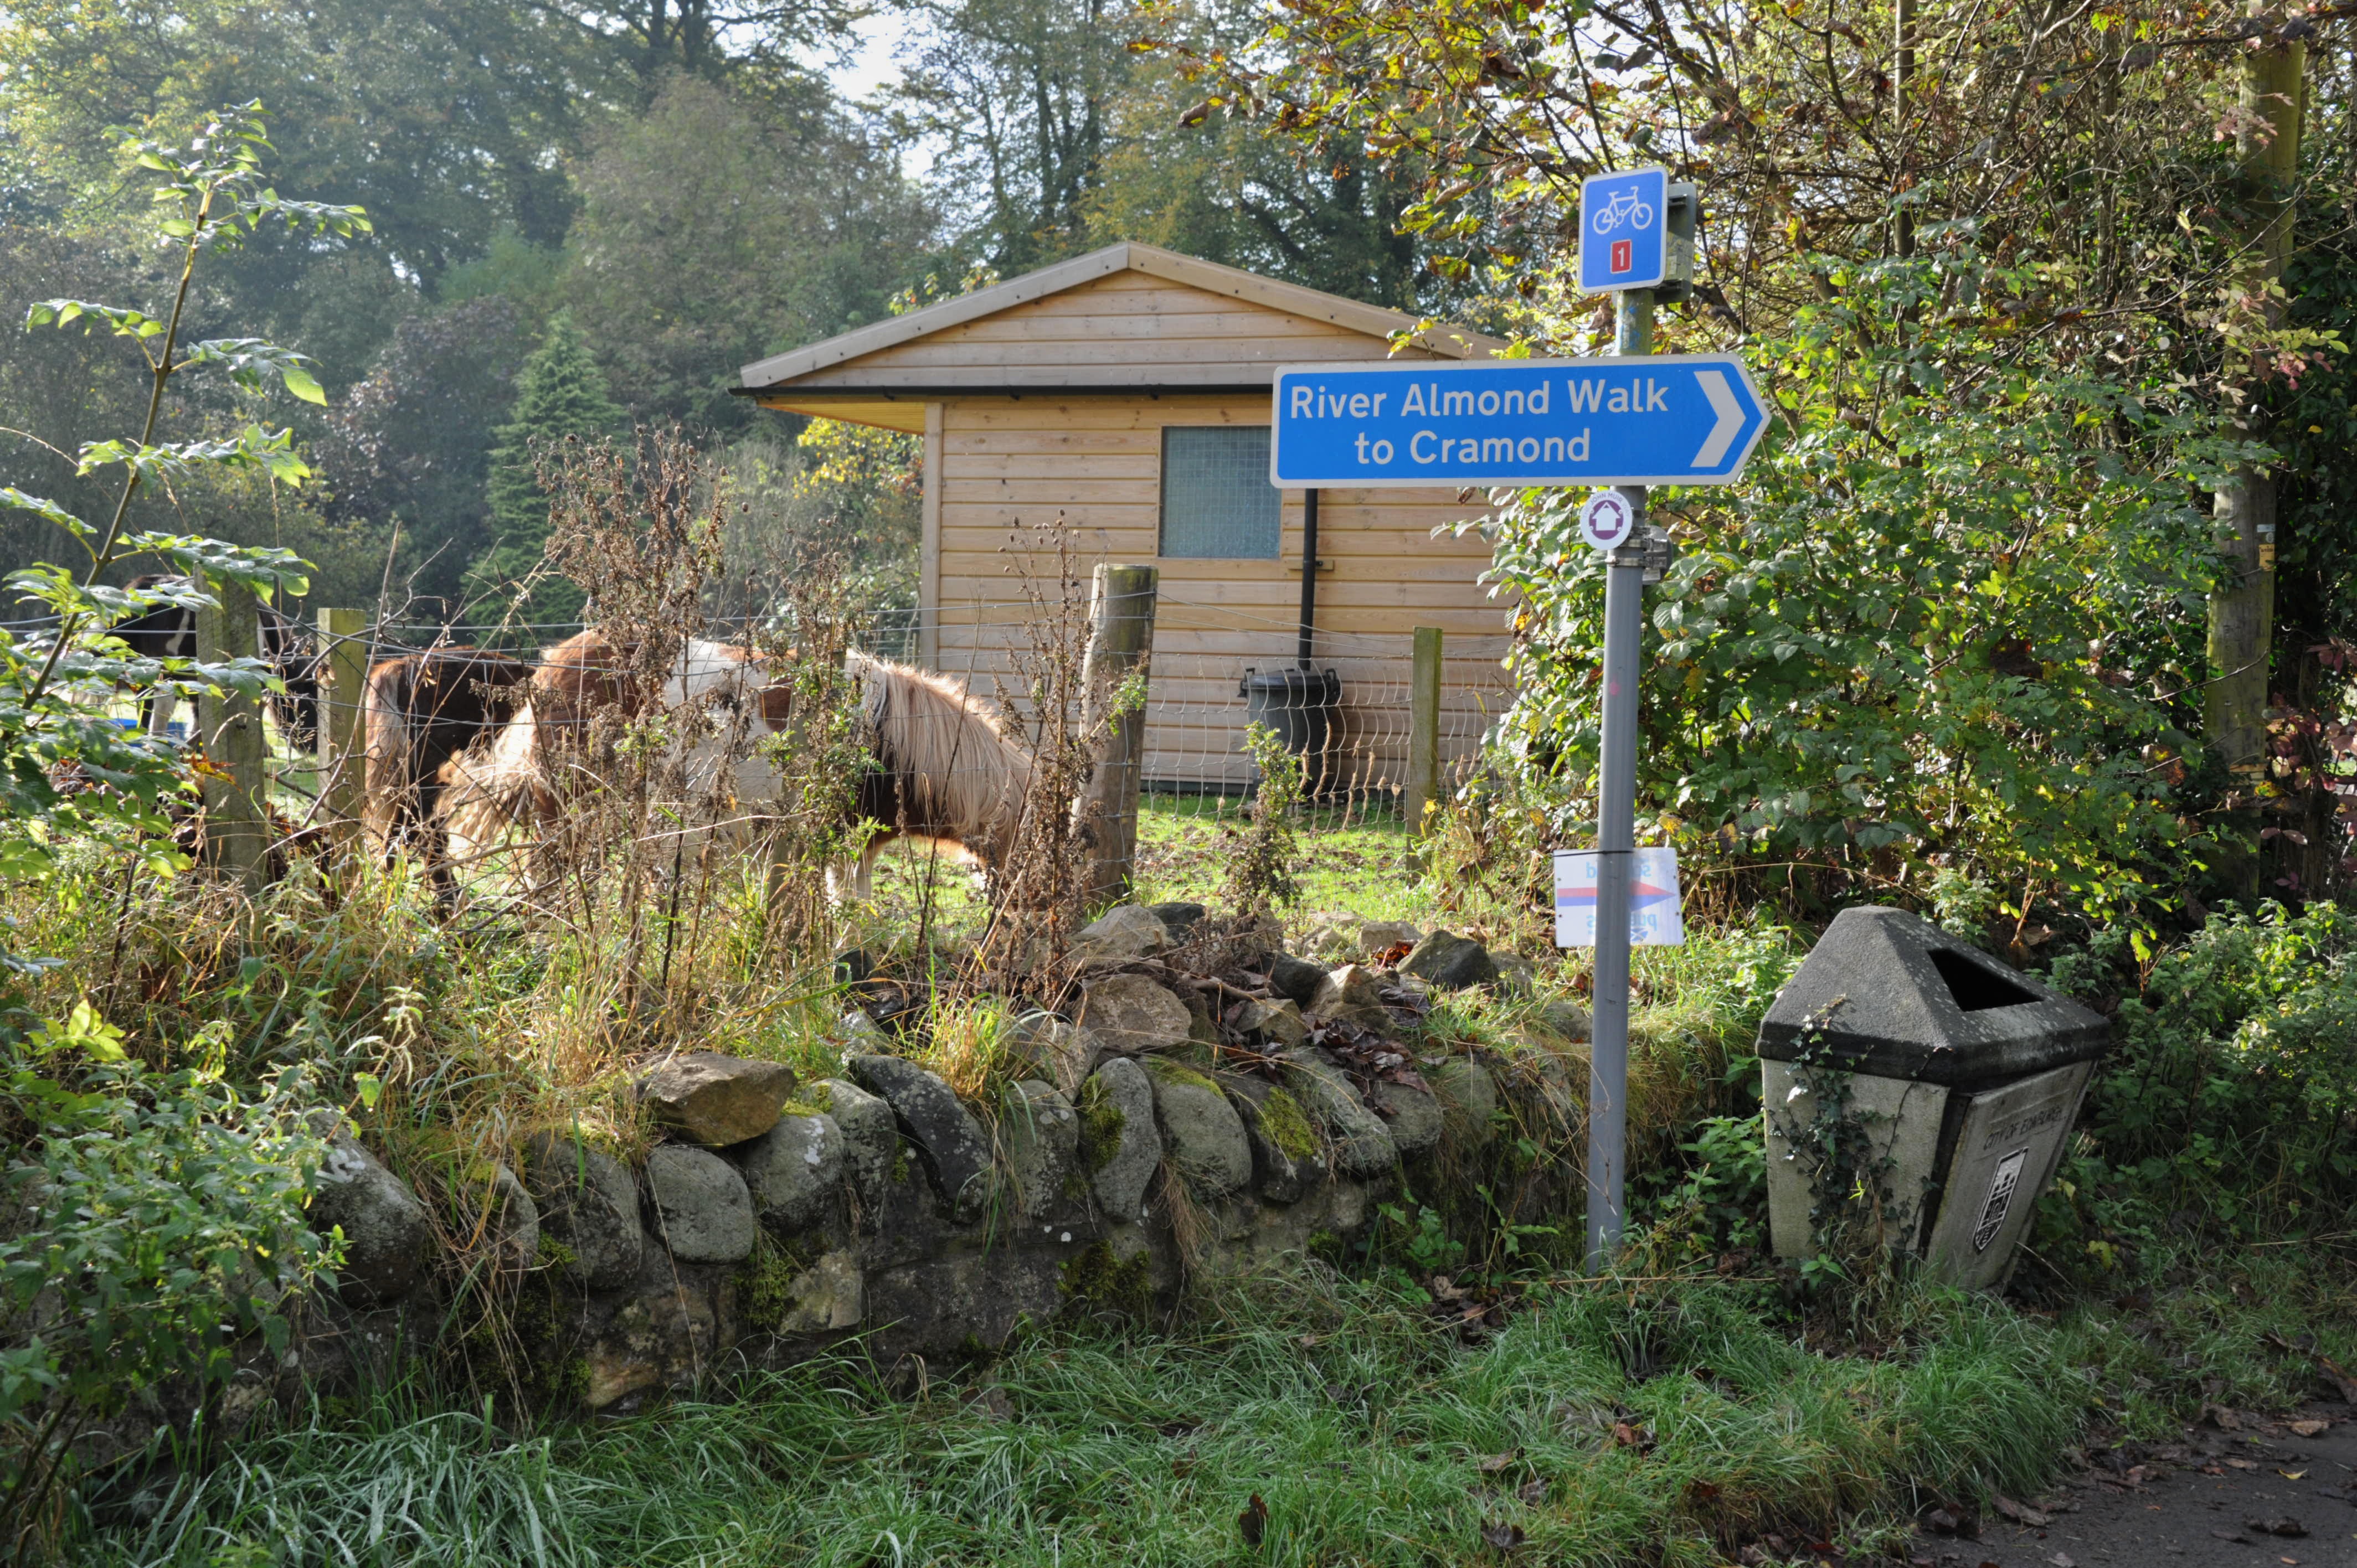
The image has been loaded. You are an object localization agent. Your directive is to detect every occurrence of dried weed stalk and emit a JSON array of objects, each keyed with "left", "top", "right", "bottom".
[
  {"left": 529, "top": 426, "right": 728, "bottom": 1035},
  {"left": 970, "top": 515, "right": 1113, "bottom": 992},
  {"left": 755, "top": 546, "right": 870, "bottom": 962}
]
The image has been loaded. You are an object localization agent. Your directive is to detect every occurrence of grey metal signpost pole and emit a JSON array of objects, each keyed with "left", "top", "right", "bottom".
[{"left": 1585, "top": 287, "right": 1654, "bottom": 1270}]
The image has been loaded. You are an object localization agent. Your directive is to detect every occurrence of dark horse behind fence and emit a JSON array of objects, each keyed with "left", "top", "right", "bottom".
[
  {"left": 110, "top": 572, "right": 323, "bottom": 747},
  {"left": 360, "top": 648, "right": 536, "bottom": 885}
]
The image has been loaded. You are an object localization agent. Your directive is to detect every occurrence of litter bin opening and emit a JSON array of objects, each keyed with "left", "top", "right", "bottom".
[{"left": 1929, "top": 948, "right": 2039, "bottom": 1012}]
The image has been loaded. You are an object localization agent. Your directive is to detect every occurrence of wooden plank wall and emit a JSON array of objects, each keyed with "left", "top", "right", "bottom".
[
  {"left": 809, "top": 270, "right": 1411, "bottom": 388},
  {"left": 928, "top": 388, "right": 1517, "bottom": 793}
]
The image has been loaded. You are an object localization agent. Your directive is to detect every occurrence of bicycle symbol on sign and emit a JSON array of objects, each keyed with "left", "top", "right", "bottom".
[{"left": 1589, "top": 187, "right": 1655, "bottom": 235}]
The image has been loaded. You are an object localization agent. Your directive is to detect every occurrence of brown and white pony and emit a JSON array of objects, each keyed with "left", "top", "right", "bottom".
[
  {"left": 436, "top": 630, "right": 1035, "bottom": 897},
  {"left": 359, "top": 648, "right": 534, "bottom": 885}
]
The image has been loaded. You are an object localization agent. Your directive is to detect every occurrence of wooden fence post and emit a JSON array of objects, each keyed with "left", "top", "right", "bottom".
[
  {"left": 317, "top": 607, "right": 368, "bottom": 851},
  {"left": 1080, "top": 563, "right": 1159, "bottom": 909},
  {"left": 195, "top": 579, "right": 268, "bottom": 890},
  {"left": 1404, "top": 625, "right": 1443, "bottom": 837}
]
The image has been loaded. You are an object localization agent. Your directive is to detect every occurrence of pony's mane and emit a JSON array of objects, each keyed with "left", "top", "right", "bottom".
[
  {"left": 359, "top": 657, "right": 416, "bottom": 849},
  {"left": 850, "top": 650, "right": 1035, "bottom": 858}
]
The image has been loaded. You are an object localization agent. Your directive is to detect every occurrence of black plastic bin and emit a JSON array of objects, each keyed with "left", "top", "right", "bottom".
[{"left": 1239, "top": 666, "right": 1340, "bottom": 796}]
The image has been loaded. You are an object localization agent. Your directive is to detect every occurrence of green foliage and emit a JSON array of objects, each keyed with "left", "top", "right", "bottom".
[
  {"left": 0, "top": 1036, "right": 333, "bottom": 1530},
  {"left": 469, "top": 312, "right": 622, "bottom": 633},
  {"left": 315, "top": 296, "right": 529, "bottom": 614},
  {"left": 1632, "top": 1113, "right": 1769, "bottom": 1263},
  {"left": 562, "top": 73, "right": 933, "bottom": 434},
  {"left": 1217, "top": 722, "right": 1304, "bottom": 917},
  {"left": 1485, "top": 236, "right": 2250, "bottom": 926},
  {"left": 2047, "top": 902, "right": 2357, "bottom": 1257},
  {"left": 1, "top": 104, "right": 350, "bottom": 963}
]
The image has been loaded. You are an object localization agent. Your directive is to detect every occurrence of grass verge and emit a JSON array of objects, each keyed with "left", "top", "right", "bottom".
[{"left": 91, "top": 1271, "right": 2080, "bottom": 1568}]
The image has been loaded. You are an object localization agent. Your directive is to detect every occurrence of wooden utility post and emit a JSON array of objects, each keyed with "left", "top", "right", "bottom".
[
  {"left": 317, "top": 607, "right": 369, "bottom": 851},
  {"left": 195, "top": 580, "right": 269, "bottom": 890},
  {"left": 1404, "top": 626, "right": 1443, "bottom": 837},
  {"left": 1079, "top": 563, "right": 1159, "bottom": 908},
  {"left": 2208, "top": 13, "right": 2307, "bottom": 896}
]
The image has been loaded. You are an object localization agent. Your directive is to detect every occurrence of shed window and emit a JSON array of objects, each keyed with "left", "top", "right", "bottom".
[{"left": 1159, "top": 426, "right": 1280, "bottom": 559}]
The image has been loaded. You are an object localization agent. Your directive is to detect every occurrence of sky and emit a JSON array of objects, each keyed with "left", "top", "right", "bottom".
[{"left": 824, "top": 11, "right": 935, "bottom": 177}]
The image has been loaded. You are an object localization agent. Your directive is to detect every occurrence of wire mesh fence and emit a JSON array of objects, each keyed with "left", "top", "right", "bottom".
[{"left": 78, "top": 584, "right": 1517, "bottom": 902}]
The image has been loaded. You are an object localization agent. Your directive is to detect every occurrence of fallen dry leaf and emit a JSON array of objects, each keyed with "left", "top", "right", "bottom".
[
  {"left": 2048, "top": 1552, "right": 2076, "bottom": 1567},
  {"left": 2288, "top": 1419, "right": 2330, "bottom": 1437},
  {"left": 1481, "top": 1520, "right": 1526, "bottom": 1551},
  {"left": 1476, "top": 1450, "right": 1521, "bottom": 1474},
  {"left": 1239, "top": 1493, "right": 1268, "bottom": 1549},
  {"left": 1516, "top": 1479, "right": 1547, "bottom": 1506},
  {"left": 2227, "top": 1457, "right": 2260, "bottom": 1470},
  {"left": 2246, "top": 1516, "right": 2308, "bottom": 1538},
  {"left": 1995, "top": 1494, "right": 2054, "bottom": 1527},
  {"left": 2213, "top": 1529, "right": 2255, "bottom": 1545},
  {"left": 2280, "top": 1469, "right": 2308, "bottom": 1480}
]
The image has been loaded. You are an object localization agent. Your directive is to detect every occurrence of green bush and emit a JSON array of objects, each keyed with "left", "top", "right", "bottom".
[
  {"left": 2047, "top": 902, "right": 2357, "bottom": 1251},
  {"left": 1, "top": 1033, "right": 333, "bottom": 1542}
]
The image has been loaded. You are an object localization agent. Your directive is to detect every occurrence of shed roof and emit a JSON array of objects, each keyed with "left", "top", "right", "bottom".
[{"left": 735, "top": 241, "right": 1503, "bottom": 430}]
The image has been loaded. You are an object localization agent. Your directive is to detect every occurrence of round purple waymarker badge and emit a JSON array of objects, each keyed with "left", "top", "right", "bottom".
[{"left": 1578, "top": 490, "right": 1634, "bottom": 552}]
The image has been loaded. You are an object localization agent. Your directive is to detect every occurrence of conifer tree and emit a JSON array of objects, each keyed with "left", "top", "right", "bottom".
[{"left": 470, "top": 311, "right": 621, "bottom": 633}]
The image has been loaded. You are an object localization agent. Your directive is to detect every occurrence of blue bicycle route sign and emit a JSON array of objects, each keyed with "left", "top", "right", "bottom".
[
  {"left": 1267, "top": 355, "right": 1768, "bottom": 489},
  {"left": 1579, "top": 166, "right": 1669, "bottom": 293}
]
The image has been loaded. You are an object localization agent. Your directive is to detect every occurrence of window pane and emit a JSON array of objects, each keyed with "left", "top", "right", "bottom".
[{"left": 1160, "top": 426, "right": 1279, "bottom": 559}]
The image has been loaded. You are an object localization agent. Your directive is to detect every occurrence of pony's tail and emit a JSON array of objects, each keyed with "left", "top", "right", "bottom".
[
  {"left": 435, "top": 706, "right": 543, "bottom": 864},
  {"left": 359, "top": 659, "right": 413, "bottom": 852}
]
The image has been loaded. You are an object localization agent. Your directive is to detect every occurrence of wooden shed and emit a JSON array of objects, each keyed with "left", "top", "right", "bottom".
[{"left": 737, "top": 241, "right": 1516, "bottom": 795}]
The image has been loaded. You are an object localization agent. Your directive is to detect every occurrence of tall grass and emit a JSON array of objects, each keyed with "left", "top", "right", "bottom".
[{"left": 88, "top": 1272, "right": 2081, "bottom": 1568}]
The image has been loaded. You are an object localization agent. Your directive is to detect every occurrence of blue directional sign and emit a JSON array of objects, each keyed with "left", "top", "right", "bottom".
[
  {"left": 1580, "top": 166, "right": 1669, "bottom": 293},
  {"left": 1268, "top": 355, "right": 1768, "bottom": 489}
]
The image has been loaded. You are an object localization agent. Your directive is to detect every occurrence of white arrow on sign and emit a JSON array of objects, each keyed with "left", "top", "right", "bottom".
[{"left": 1690, "top": 370, "right": 1744, "bottom": 468}]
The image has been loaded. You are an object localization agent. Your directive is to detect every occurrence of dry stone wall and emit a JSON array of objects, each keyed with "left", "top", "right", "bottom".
[{"left": 307, "top": 911, "right": 1561, "bottom": 1414}]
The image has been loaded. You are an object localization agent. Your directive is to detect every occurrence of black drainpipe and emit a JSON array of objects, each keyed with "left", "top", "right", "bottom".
[{"left": 1297, "top": 487, "right": 1319, "bottom": 669}]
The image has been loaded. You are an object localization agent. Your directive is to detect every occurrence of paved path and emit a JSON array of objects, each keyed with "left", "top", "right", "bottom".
[{"left": 1913, "top": 1407, "right": 2357, "bottom": 1568}]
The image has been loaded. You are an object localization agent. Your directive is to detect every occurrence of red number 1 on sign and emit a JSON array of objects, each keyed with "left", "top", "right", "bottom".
[{"left": 1610, "top": 239, "right": 1633, "bottom": 273}]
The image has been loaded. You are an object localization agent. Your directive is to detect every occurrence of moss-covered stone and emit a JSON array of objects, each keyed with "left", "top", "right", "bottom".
[
  {"left": 1256, "top": 1087, "right": 1320, "bottom": 1162},
  {"left": 1076, "top": 1073, "right": 1128, "bottom": 1175},
  {"left": 1058, "top": 1240, "right": 1154, "bottom": 1318},
  {"left": 738, "top": 1233, "right": 820, "bottom": 1335},
  {"left": 779, "top": 1080, "right": 836, "bottom": 1119},
  {"left": 1141, "top": 1056, "right": 1221, "bottom": 1096}
]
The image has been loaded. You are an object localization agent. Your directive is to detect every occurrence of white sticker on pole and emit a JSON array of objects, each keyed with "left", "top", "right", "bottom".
[
  {"left": 1553, "top": 848, "right": 1684, "bottom": 948},
  {"left": 1578, "top": 490, "right": 1636, "bottom": 553}
]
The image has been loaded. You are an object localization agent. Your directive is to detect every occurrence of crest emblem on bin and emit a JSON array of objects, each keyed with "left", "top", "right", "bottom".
[{"left": 1969, "top": 1147, "right": 2030, "bottom": 1253}]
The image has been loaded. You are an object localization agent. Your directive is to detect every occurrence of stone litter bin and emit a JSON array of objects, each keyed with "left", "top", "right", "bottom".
[{"left": 1756, "top": 906, "right": 2108, "bottom": 1291}]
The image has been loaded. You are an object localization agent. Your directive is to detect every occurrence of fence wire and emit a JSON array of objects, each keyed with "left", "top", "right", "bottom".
[{"left": 108, "top": 592, "right": 1517, "bottom": 896}]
